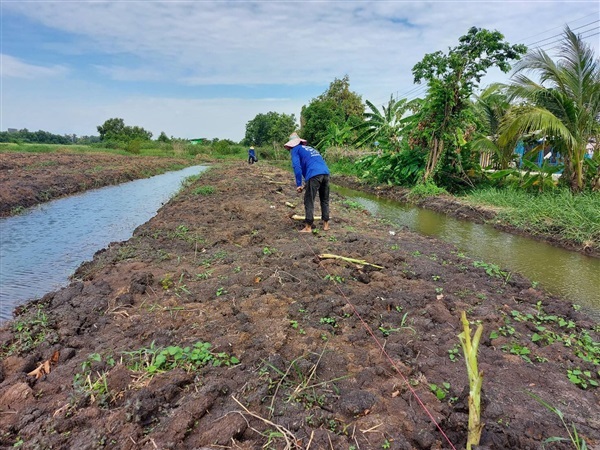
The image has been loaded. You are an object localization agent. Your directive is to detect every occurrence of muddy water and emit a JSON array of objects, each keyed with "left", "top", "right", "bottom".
[
  {"left": 0, "top": 166, "right": 207, "bottom": 322},
  {"left": 334, "top": 186, "right": 600, "bottom": 318}
]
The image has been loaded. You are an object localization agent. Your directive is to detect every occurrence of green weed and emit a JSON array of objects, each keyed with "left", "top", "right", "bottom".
[
  {"left": 193, "top": 185, "right": 215, "bottom": 195},
  {"left": 526, "top": 391, "right": 589, "bottom": 449}
]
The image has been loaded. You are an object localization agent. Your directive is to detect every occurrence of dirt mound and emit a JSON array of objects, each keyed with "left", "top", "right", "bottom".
[{"left": 1, "top": 162, "right": 598, "bottom": 449}]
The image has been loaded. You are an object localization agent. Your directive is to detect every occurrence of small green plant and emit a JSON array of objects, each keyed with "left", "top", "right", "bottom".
[
  {"left": 382, "top": 439, "right": 391, "bottom": 449},
  {"left": 262, "top": 246, "right": 274, "bottom": 255},
  {"left": 160, "top": 274, "right": 174, "bottom": 290},
  {"left": 448, "top": 344, "right": 461, "bottom": 362},
  {"left": 473, "top": 260, "right": 511, "bottom": 282},
  {"left": 195, "top": 269, "right": 213, "bottom": 280},
  {"left": 502, "top": 343, "right": 532, "bottom": 364},
  {"left": 343, "top": 199, "right": 363, "bottom": 210},
  {"left": 123, "top": 341, "right": 239, "bottom": 375},
  {"left": 5, "top": 305, "right": 50, "bottom": 355},
  {"left": 319, "top": 317, "right": 337, "bottom": 327},
  {"left": 429, "top": 382, "right": 451, "bottom": 400},
  {"left": 567, "top": 368, "right": 598, "bottom": 390},
  {"left": 11, "top": 205, "right": 25, "bottom": 215},
  {"left": 193, "top": 185, "right": 215, "bottom": 195},
  {"left": 289, "top": 320, "right": 305, "bottom": 334},
  {"left": 216, "top": 287, "right": 227, "bottom": 297},
  {"left": 13, "top": 437, "right": 24, "bottom": 447},
  {"left": 324, "top": 274, "right": 344, "bottom": 284}
]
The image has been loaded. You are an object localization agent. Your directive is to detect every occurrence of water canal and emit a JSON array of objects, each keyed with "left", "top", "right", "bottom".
[
  {"left": 333, "top": 185, "right": 600, "bottom": 320},
  {"left": 0, "top": 165, "right": 208, "bottom": 322}
]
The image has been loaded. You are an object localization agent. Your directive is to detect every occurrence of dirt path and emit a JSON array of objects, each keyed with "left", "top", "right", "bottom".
[
  {"left": 0, "top": 160, "right": 599, "bottom": 449},
  {"left": 0, "top": 152, "right": 197, "bottom": 217}
]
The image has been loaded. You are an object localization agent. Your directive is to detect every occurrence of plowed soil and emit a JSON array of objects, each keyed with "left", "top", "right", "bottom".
[{"left": 0, "top": 155, "right": 599, "bottom": 450}]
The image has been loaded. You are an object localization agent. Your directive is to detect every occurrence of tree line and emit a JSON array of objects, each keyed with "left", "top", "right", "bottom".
[{"left": 0, "top": 129, "right": 100, "bottom": 145}]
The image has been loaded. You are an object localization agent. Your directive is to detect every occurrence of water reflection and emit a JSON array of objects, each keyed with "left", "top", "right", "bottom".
[
  {"left": 0, "top": 166, "right": 207, "bottom": 322},
  {"left": 334, "top": 185, "right": 600, "bottom": 316}
]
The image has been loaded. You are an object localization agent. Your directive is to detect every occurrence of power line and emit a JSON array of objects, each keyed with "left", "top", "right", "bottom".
[
  {"left": 536, "top": 30, "right": 600, "bottom": 52},
  {"left": 516, "top": 12, "right": 599, "bottom": 42},
  {"left": 524, "top": 20, "right": 599, "bottom": 47}
]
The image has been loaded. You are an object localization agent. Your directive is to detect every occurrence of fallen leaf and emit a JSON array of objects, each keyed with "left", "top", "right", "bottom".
[
  {"left": 392, "top": 390, "right": 400, "bottom": 397},
  {"left": 27, "top": 351, "right": 60, "bottom": 379},
  {"left": 28, "top": 360, "right": 50, "bottom": 379}
]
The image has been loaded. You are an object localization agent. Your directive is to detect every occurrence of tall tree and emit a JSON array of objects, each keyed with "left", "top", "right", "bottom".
[
  {"left": 500, "top": 26, "right": 600, "bottom": 192},
  {"left": 244, "top": 111, "right": 296, "bottom": 147},
  {"left": 300, "top": 75, "right": 363, "bottom": 146},
  {"left": 97, "top": 118, "right": 152, "bottom": 142},
  {"left": 412, "top": 27, "right": 526, "bottom": 187}
]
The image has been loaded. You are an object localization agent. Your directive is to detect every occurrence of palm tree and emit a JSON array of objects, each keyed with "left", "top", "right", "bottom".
[
  {"left": 353, "top": 95, "right": 414, "bottom": 150},
  {"left": 473, "top": 84, "right": 518, "bottom": 169},
  {"left": 500, "top": 26, "right": 600, "bottom": 192}
]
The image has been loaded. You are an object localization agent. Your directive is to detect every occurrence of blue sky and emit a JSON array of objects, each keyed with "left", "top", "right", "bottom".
[{"left": 2, "top": 1, "right": 599, "bottom": 142}]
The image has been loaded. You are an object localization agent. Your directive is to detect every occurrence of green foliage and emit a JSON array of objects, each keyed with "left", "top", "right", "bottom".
[
  {"left": 465, "top": 186, "right": 600, "bottom": 249},
  {"left": 500, "top": 26, "right": 600, "bottom": 193},
  {"left": 408, "top": 181, "right": 448, "bottom": 199},
  {"left": 567, "top": 368, "right": 599, "bottom": 389},
  {"left": 193, "top": 185, "right": 215, "bottom": 195},
  {"left": 353, "top": 96, "right": 415, "bottom": 150},
  {"left": 244, "top": 111, "right": 297, "bottom": 147},
  {"left": 411, "top": 27, "right": 526, "bottom": 189},
  {"left": 3, "top": 305, "right": 51, "bottom": 355},
  {"left": 97, "top": 117, "right": 153, "bottom": 143},
  {"left": 0, "top": 128, "right": 75, "bottom": 145},
  {"left": 429, "top": 382, "right": 451, "bottom": 400},
  {"left": 486, "top": 159, "right": 562, "bottom": 192},
  {"left": 356, "top": 146, "right": 426, "bottom": 186},
  {"left": 157, "top": 131, "right": 170, "bottom": 143},
  {"left": 301, "top": 75, "right": 363, "bottom": 145},
  {"left": 123, "top": 341, "right": 239, "bottom": 375},
  {"left": 472, "top": 84, "right": 517, "bottom": 169},
  {"left": 317, "top": 121, "right": 353, "bottom": 150}
]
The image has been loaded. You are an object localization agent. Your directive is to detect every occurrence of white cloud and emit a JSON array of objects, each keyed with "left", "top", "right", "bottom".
[{"left": 1, "top": 54, "right": 68, "bottom": 79}]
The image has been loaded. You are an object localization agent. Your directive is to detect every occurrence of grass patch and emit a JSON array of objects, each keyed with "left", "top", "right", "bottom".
[{"left": 464, "top": 187, "right": 600, "bottom": 249}]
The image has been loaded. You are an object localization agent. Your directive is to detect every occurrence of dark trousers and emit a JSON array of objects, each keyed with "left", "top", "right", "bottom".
[{"left": 304, "top": 174, "right": 330, "bottom": 226}]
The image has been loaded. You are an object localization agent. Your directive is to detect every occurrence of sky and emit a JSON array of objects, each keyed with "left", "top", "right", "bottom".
[{"left": 1, "top": 1, "right": 599, "bottom": 142}]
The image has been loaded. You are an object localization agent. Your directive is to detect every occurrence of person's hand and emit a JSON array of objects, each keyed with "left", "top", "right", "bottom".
[{"left": 296, "top": 186, "right": 303, "bottom": 193}]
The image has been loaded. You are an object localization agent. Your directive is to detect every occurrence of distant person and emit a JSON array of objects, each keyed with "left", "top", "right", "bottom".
[
  {"left": 284, "top": 134, "right": 330, "bottom": 233},
  {"left": 248, "top": 146, "right": 258, "bottom": 164}
]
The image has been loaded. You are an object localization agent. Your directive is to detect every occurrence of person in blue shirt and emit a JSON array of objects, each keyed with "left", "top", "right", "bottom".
[
  {"left": 284, "top": 134, "right": 330, "bottom": 233},
  {"left": 248, "top": 146, "right": 258, "bottom": 164}
]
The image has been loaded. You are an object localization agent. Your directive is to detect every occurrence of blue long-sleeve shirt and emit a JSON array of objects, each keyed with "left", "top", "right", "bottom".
[{"left": 290, "top": 144, "right": 330, "bottom": 187}]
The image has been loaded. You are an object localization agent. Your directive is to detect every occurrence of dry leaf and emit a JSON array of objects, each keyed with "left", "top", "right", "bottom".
[
  {"left": 391, "top": 390, "right": 400, "bottom": 397},
  {"left": 27, "top": 351, "right": 60, "bottom": 379},
  {"left": 27, "top": 360, "right": 50, "bottom": 379}
]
